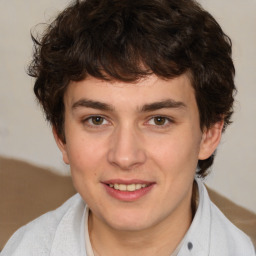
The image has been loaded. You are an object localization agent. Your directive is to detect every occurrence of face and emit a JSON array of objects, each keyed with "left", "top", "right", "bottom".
[{"left": 55, "top": 74, "right": 222, "bottom": 233}]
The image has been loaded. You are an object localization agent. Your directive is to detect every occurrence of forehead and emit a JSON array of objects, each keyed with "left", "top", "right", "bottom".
[{"left": 64, "top": 74, "right": 196, "bottom": 109}]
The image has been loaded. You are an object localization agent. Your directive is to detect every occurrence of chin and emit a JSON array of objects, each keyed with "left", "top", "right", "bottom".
[
  {"left": 108, "top": 220, "right": 151, "bottom": 232},
  {"left": 102, "top": 210, "right": 157, "bottom": 232}
]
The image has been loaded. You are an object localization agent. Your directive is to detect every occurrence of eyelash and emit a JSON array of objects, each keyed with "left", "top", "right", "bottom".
[
  {"left": 146, "top": 116, "right": 174, "bottom": 128},
  {"left": 82, "top": 115, "right": 111, "bottom": 128},
  {"left": 82, "top": 115, "right": 174, "bottom": 128}
]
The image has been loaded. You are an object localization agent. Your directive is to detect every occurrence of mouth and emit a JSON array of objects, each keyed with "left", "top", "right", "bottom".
[
  {"left": 102, "top": 180, "right": 155, "bottom": 201},
  {"left": 107, "top": 183, "right": 149, "bottom": 192}
]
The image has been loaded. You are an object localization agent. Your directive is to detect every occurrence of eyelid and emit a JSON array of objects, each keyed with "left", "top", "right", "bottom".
[
  {"left": 82, "top": 115, "right": 111, "bottom": 127},
  {"left": 146, "top": 115, "right": 175, "bottom": 127},
  {"left": 81, "top": 114, "right": 174, "bottom": 128}
]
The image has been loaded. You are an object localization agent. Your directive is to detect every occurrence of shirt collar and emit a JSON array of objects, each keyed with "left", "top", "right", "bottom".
[
  {"left": 177, "top": 178, "right": 211, "bottom": 256},
  {"left": 50, "top": 194, "right": 87, "bottom": 256}
]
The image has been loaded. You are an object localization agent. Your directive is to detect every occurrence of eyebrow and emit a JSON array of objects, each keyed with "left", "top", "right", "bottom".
[
  {"left": 72, "top": 98, "right": 186, "bottom": 112},
  {"left": 72, "top": 99, "right": 114, "bottom": 111},
  {"left": 140, "top": 99, "right": 186, "bottom": 112}
]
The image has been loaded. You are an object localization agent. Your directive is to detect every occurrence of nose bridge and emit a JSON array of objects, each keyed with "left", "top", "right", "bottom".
[{"left": 107, "top": 123, "right": 146, "bottom": 170}]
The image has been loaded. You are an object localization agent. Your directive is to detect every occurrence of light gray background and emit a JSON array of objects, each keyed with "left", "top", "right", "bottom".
[{"left": 0, "top": 0, "right": 255, "bottom": 212}]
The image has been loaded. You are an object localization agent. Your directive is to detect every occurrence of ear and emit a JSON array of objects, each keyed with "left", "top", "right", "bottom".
[
  {"left": 198, "top": 120, "right": 224, "bottom": 160},
  {"left": 52, "top": 127, "right": 70, "bottom": 165}
]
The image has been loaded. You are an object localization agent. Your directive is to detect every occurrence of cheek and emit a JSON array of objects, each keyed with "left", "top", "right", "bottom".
[
  {"left": 66, "top": 142, "right": 100, "bottom": 201},
  {"left": 65, "top": 134, "right": 108, "bottom": 181},
  {"left": 149, "top": 133, "right": 201, "bottom": 174}
]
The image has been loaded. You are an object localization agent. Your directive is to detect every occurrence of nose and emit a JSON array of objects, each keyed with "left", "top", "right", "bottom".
[{"left": 107, "top": 125, "right": 147, "bottom": 170}]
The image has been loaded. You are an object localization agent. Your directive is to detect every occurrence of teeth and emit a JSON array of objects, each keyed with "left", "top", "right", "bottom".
[
  {"left": 108, "top": 183, "right": 148, "bottom": 191},
  {"left": 119, "top": 184, "right": 126, "bottom": 191},
  {"left": 127, "top": 184, "right": 136, "bottom": 191},
  {"left": 135, "top": 184, "right": 142, "bottom": 190}
]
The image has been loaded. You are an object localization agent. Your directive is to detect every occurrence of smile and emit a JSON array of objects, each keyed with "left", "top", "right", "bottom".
[
  {"left": 108, "top": 183, "right": 148, "bottom": 192},
  {"left": 103, "top": 181, "right": 155, "bottom": 201}
]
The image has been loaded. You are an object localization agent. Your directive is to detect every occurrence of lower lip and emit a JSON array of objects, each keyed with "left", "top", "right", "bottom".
[{"left": 103, "top": 183, "right": 154, "bottom": 202}]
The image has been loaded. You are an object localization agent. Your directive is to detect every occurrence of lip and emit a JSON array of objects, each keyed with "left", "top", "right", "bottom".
[
  {"left": 102, "top": 179, "right": 155, "bottom": 202},
  {"left": 103, "top": 179, "right": 153, "bottom": 185}
]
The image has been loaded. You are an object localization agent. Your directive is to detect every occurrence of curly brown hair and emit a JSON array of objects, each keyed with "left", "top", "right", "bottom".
[{"left": 28, "top": 0, "right": 236, "bottom": 177}]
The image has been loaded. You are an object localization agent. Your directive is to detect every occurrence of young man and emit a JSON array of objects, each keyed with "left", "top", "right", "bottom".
[{"left": 2, "top": 0, "right": 255, "bottom": 255}]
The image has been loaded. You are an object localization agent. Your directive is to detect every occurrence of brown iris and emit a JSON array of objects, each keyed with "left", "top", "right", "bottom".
[
  {"left": 91, "top": 116, "right": 104, "bottom": 125},
  {"left": 154, "top": 117, "right": 166, "bottom": 125}
]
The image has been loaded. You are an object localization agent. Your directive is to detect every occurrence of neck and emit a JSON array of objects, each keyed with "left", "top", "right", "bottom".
[
  {"left": 88, "top": 184, "right": 196, "bottom": 256},
  {"left": 90, "top": 215, "right": 191, "bottom": 256}
]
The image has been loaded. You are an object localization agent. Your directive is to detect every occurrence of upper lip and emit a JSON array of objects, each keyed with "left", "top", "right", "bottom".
[{"left": 102, "top": 179, "right": 155, "bottom": 185}]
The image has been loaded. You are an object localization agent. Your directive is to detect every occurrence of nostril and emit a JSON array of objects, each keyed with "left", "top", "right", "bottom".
[{"left": 107, "top": 147, "right": 146, "bottom": 170}]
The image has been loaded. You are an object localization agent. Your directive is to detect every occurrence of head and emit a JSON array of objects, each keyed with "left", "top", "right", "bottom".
[{"left": 29, "top": 0, "right": 235, "bottom": 177}]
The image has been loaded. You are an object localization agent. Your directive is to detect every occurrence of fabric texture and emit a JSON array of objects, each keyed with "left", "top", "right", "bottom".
[{"left": 1, "top": 180, "right": 255, "bottom": 256}]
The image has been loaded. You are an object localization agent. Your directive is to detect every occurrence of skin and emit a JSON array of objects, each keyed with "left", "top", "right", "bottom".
[{"left": 54, "top": 74, "right": 223, "bottom": 256}]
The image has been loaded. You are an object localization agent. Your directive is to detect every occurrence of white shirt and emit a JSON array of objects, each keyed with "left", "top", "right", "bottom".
[{"left": 1, "top": 179, "right": 255, "bottom": 256}]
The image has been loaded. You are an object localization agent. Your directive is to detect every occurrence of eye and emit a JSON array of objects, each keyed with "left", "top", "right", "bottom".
[
  {"left": 84, "top": 116, "right": 109, "bottom": 126},
  {"left": 147, "top": 116, "right": 173, "bottom": 126}
]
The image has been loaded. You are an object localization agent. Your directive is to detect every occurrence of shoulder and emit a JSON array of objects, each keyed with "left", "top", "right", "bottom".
[
  {"left": 209, "top": 201, "right": 255, "bottom": 255},
  {"left": 1, "top": 194, "right": 83, "bottom": 256},
  {"left": 189, "top": 179, "right": 255, "bottom": 255}
]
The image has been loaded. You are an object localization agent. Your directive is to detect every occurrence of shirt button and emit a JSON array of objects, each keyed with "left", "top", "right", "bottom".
[{"left": 187, "top": 242, "right": 193, "bottom": 250}]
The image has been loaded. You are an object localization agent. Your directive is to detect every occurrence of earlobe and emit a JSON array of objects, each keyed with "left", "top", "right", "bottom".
[
  {"left": 198, "top": 120, "right": 224, "bottom": 160},
  {"left": 52, "top": 127, "right": 70, "bottom": 165}
]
